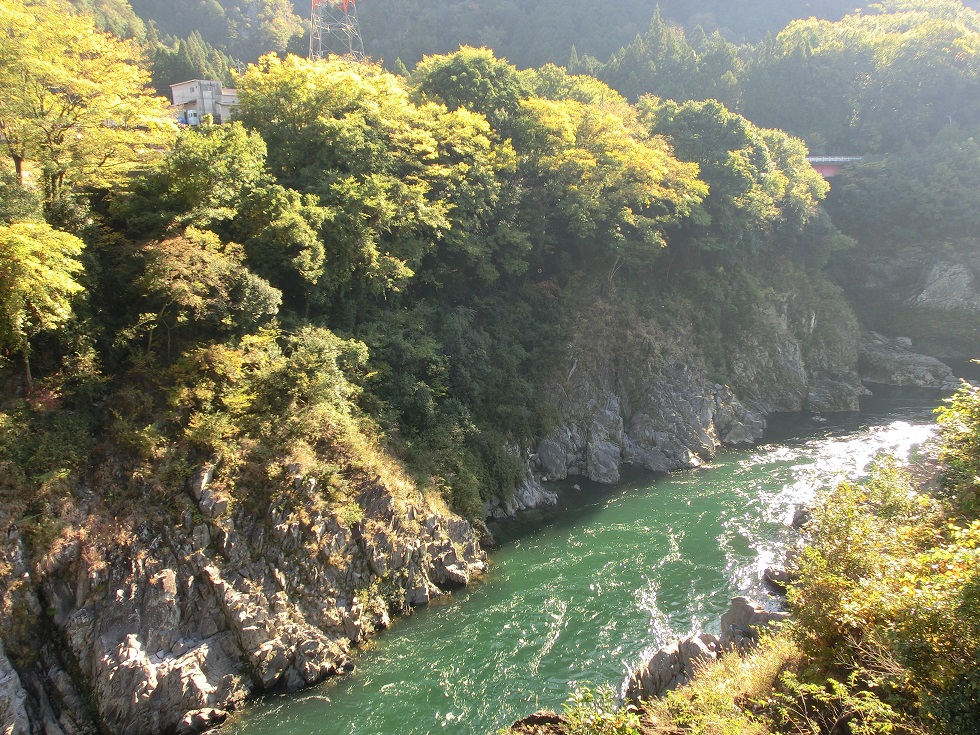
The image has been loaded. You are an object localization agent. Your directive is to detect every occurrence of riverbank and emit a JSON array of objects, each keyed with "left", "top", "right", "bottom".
[
  {"left": 231, "top": 397, "right": 940, "bottom": 735},
  {"left": 505, "top": 385, "right": 980, "bottom": 735}
]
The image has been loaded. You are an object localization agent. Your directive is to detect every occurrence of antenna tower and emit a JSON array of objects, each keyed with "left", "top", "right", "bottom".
[{"left": 310, "top": 0, "right": 365, "bottom": 61}]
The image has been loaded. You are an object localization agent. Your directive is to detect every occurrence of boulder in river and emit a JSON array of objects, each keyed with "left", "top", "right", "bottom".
[
  {"left": 720, "top": 596, "right": 790, "bottom": 651},
  {"left": 625, "top": 596, "right": 790, "bottom": 703},
  {"left": 859, "top": 332, "right": 960, "bottom": 390}
]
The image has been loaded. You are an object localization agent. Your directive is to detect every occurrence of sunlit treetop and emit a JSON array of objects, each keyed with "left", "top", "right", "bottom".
[{"left": 0, "top": 0, "right": 175, "bottom": 204}]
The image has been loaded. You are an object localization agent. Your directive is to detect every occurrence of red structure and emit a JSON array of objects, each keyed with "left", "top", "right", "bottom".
[{"left": 806, "top": 156, "right": 864, "bottom": 178}]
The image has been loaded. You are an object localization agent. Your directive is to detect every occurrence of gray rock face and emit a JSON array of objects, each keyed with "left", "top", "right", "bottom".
[
  {"left": 533, "top": 360, "right": 765, "bottom": 487},
  {"left": 913, "top": 261, "right": 980, "bottom": 313},
  {"left": 624, "top": 632, "right": 720, "bottom": 702},
  {"left": 729, "top": 291, "right": 867, "bottom": 413},
  {"left": 0, "top": 640, "right": 31, "bottom": 735},
  {"left": 837, "top": 242, "right": 980, "bottom": 356},
  {"left": 719, "top": 596, "right": 790, "bottom": 650},
  {"left": 624, "top": 596, "right": 789, "bottom": 703},
  {"left": 859, "top": 332, "right": 961, "bottom": 390},
  {"left": 4, "top": 476, "right": 487, "bottom": 735},
  {"left": 484, "top": 462, "right": 558, "bottom": 520},
  {"left": 505, "top": 288, "right": 870, "bottom": 502}
]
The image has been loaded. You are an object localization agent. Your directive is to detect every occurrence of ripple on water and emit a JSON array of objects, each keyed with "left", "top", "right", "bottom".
[{"left": 232, "top": 405, "right": 939, "bottom": 735}]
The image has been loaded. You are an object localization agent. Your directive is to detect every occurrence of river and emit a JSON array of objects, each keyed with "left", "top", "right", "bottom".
[{"left": 231, "top": 395, "right": 941, "bottom": 735}]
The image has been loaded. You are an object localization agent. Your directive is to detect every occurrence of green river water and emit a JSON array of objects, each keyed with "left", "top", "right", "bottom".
[{"left": 232, "top": 397, "right": 939, "bottom": 735}]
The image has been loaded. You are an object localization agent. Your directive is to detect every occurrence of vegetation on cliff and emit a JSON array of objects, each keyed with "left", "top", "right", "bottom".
[
  {"left": 0, "top": 0, "right": 844, "bottom": 554},
  {"left": 1, "top": 0, "right": 978, "bottom": 731}
]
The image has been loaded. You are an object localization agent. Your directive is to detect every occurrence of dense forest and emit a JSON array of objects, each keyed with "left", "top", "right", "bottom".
[{"left": 2, "top": 0, "right": 980, "bottom": 734}]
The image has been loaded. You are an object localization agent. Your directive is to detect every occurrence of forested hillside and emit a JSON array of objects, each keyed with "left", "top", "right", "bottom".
[{"left": 1, "top": 0, "right": 979, "bottom": 734}]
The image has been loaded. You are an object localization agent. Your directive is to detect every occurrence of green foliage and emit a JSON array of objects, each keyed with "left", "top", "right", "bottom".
[
  {"left": 937, "top": 381, "right": 980, "bottom": 515},
  {"left": 133, "top": 227, "right": 281, "bottom": 359},
  {"left": 562, "top": 685, "right": 641, "bottom": 735},
  {"left": 739, "top": 4, "right": 980, "bottom": 154},
  {"left": 785, "top": 447, "right": 980, "bottom": 734},
  {"left": 237, "top": 54, "right": 510, "bottom": 302},
  {"left": 515, "top": 95, "right": 705, "bottom": 277},
  {"left": 0, "top": 0, "right": 175, "bottom": 204},
  {"left": 151, "top": 31, "right": 235, "bottom": 93},
  {"left": 827, "top": 133, "right": 980, "bottom": 247},
  {"left": 412, "top": 46, "right": 529, "bottom": 136},
  {"left": 0, "top": 222, "right": 86, "bottom": 386},
  {"left": 165, "top": 121, "right": 269, "bottom": 223},
  {"left": 768, "top": 670, "right": 914, "bottom": 735},
  {"left": 130, "top": 0, "right": 303, "bottom": 61},
  {"left": 640, "top": 98, "right": 831, "bottom": 265}
]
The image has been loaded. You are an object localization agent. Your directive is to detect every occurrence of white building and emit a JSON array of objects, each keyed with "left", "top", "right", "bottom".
[{"left": 170, "top": 79, "right": 239, "bottom": 125}]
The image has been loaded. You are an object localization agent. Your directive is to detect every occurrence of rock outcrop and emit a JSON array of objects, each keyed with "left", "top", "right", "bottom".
[
  {"left": 533, "top": 357, "right": 765, "bottom": 486},
  {"left": 835, "top": 242, "right": 980, "bottom": 358},
  {"left": 0, "top": 640, "right": 31, "bottom": 735},
  {"left": 859, "top": 332, "right": 961, "bottom": 390},
  {"left": 522, "top": 286, "right": 874, "bottom": 491},
  {"left": 719, "top": 596, "right": 790, "bottom": 651},
  {"left": 2, "top": 476, "right": 486, "bottom": 735},
  {"left": 624, "top": 632, "right": 721, "bottom": 702},
  {"left": 624, "top": 596, "right": 789, "bottom": 704},
  {"left": 485, "top": 462, "right": 558, "bottom": 520}
]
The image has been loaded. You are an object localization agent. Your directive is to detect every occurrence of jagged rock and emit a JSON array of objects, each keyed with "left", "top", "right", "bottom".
[
  {"left": 5, "top": 476, "right": 487, "bottom": 735},
  {"left": 624, "top": 631, "right": 720, "bottom": 703},
  {"left": 509, "top": 711, "right": 568, "bottom": 734},
  {"left": 791, "top": 506, "right": 811, "bottom": 529},
  {"left": 485, "top": 463, "right": 558, "bottom": 520},
  {"left": 0, "top": 641, "right": 31, "bottom": 735},
  {"left": 626, "top": 597, "right": 787, "bottom": 704},
  {"left": 859, "top": 332, "right": 960, "bottom": 390},
  {"left": 806, "top": 378, "right": 871, "bottom": 412},
  {"left": 763, "top": 566, "right": 792, "bottom": 592},
  {"left": 531, "top": 362, "right": 766, "bottom": 489},
  {"left": 177, "top": 708, "right": 228, "bottom": 734},
  {"left": 188, "top": 465, "right": 215, "bottom": 502},
  {"left": 720, "top": 596, "right": 790, "bottom": 650},
  {"left": 912, "top": 261, "right": 980, "bottom": 313}
]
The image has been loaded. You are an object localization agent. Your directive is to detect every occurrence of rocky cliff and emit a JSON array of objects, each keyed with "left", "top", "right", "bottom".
[
  {"left": 0, "top": 473, "right": 485, "bottom": 735},
  {"left": 525, "top": 285, "right": 872, "bottom": 487},
  {"left": 1, "top": 282, "right": 963, "bottom": 735},
  {"left": 834, "top": 241, "right": 980, "bottom": 358}
]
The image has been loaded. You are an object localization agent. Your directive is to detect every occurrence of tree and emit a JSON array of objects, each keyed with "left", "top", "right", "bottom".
[
  {"left": 0, "top": 222, "right": 86, "bottom": 388},
  {"left": 135, "top": 227, "right": 281, "bottom": 359},
  {"left": 238, "top": 54, "right": 516, "bottom": 305},
  {"left": 516, "top": 96, "right": 705, "bottom": 277},
  {"left": 411, "top": 47, "right": 529, "bottom": 136},
  {"left": 164, "top": 120, "right": 269, "bottom": 223},
  {"left": 0, "top": 0, "right": 175, "bottom": 205}
]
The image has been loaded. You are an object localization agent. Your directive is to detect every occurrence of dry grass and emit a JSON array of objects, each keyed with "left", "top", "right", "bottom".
[{"left": 640, "top": 633, "right": 803, "bottom": 735}]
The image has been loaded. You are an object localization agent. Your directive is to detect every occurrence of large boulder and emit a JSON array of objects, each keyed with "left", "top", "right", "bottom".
[
  {"left": 859, "top": 332, "right": 960, "bottom": 390},
  {"left": 720, "top": 596, "right": 790, "bottom": 650},
  {"left": 0, "top": 641, "right": 31, "bottom": 735},
  {"left": 624, "top": 632, "right": 720, "bottom": 702}
]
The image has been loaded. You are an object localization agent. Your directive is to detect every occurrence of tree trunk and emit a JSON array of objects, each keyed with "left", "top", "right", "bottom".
[{"left": 23, "top": 347, "right": 32, "bottom": 392}]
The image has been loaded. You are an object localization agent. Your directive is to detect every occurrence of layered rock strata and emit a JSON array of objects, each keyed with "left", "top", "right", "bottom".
[
  {"left": 860, "top": 332, "right": 962, "bottom": 390},
  {"left": 1, "top": 477, "right": 485, "bottom": 735}
]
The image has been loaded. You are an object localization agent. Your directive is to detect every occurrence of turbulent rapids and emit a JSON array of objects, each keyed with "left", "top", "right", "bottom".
[{"left": 233, "top": 398, "right": 938, "bottom": 735}]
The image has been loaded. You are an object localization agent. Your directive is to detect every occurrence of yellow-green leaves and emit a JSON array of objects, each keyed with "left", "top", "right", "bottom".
[
  {"left": 0, "top": 0, "right": 175, "bottom": 203},
  {"left": 0, "top": 221, "right": 85, "bottom": 386},
  {"left": 518, "top": 96, "right": 705, "bottom": 272}
]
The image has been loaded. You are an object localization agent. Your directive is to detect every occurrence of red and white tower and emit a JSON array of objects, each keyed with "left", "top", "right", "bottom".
[{"left": 310, "top": 0, "right": 365, "bottom": 61}]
